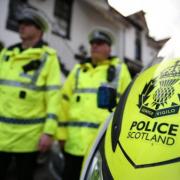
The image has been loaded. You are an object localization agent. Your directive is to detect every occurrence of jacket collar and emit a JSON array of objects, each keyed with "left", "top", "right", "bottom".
[{"left": 8, "top": 40, "right": 47, "bottom": 52}]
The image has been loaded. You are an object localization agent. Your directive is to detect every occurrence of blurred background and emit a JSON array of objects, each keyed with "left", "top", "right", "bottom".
[{"left": 0, "top": 0, "right": 173, "bottom": 79}]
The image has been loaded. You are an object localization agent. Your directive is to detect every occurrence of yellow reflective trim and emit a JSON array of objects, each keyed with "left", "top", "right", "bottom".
[{"left": 0, "top": 79, "right": 60, "bottom": 91}]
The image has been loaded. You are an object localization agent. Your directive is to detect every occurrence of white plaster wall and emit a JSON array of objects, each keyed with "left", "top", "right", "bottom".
[
  {"left": 0, "top": 0, "right": 20, "bottom": 46},
  {"left": 0, "top": 0, "right": 125, "bottom": 81},
  {"left": 141, "top": 32, "right": 158, "bottom": 66},
  {"left": 27, "top": 0, "right": 124, "bottom": 66},
  {"left": 70, "top": 0, "right": 124, "bottom": 59},
  {"left": 142, "top": 32, "right": 148, "bottom": 65},
  {"left": 116, "top": 29, "right": 126, "bottom": 60},
  {"left": 124, "top": 27, "right": 135, "bottom": 60},
  {"left": 0, "top": 0, "right": 159, "bottom": 76},
  {"left": 29, "top": 0, "right": 125, "bottom": 68}
]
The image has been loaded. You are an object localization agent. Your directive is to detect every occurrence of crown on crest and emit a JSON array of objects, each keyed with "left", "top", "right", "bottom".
[{"left": 160, "top": 60, "right": 180, "bottom": 79}]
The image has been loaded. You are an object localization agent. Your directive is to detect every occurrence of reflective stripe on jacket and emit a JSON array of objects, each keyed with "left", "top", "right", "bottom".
[
  {"left": 0, "top": 45, "right": 61, "bottom": 152},
  {"left": 58, "top": 57, "right": 131, "bottom": 156}
]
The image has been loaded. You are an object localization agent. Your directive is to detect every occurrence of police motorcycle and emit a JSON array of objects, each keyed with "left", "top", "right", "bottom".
[{"left": 80, "top": 36, "right": 180, "bottom": 180}]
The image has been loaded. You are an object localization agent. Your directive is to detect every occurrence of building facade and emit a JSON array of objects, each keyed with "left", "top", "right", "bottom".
[{"left": 0, "top": 0, "right": 168, "bottom": 79}]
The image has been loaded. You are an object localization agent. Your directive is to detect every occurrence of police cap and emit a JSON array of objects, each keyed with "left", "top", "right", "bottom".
[
  {"left": 89, "top": 29, "right": 114, "bottom": 46},
  {"left": 17, "top": 8, "right": 48, "bottom": 32}
]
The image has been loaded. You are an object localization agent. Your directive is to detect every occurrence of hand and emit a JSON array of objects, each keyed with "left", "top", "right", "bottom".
[{"left": 38, "top": 134, "right": 53, "bottom": 153}]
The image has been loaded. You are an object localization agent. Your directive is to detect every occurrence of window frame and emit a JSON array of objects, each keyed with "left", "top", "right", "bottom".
[
  {"left": 6, "top": 0, "right": 29, "bottom": 32},
  {"left": 52, "top": 0, "right": 74, "bottom": 39},
  {"left": 135, "top": 29, "right": 142, "bottom": 61}
]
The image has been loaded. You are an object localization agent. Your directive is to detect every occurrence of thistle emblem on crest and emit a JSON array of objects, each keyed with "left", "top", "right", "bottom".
[{"left": 138, "top": 60, "right": 180, "bottom": 118}]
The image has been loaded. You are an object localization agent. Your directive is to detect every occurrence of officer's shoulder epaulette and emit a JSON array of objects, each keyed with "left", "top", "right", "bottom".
[
  {"left": 7, "top": 43, "right": 21, "bottom": 50},
  {"left": 75, "top": 63, "right": 81, "bottom": 69},
  {"left": 80, "top": 57, "right": 91, "bottom": 65},
  {"left": 43, "top": 46, "right": 57, "bottom": 55},
  {"left": 109, "top": 56, "right": 122, "bottom": 64}
]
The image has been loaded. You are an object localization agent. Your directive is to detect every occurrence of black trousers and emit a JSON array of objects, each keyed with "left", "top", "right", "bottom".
[
  {"left": 62, "top": 152, "right": 84, "bottom": 180},
  {"left": 0, "top": 151, "right": 39, "bottom": 180}
]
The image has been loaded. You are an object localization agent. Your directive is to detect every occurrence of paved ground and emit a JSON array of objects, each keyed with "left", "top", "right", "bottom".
[
  {"left": 6, "top": 154, "right": 63, "bottom": 180},
  {"left": 6, "top": 162, "right": 56, "bottom": 180},
  {"left": 6, "top": 143, "right": 63, "bottom": 180}
]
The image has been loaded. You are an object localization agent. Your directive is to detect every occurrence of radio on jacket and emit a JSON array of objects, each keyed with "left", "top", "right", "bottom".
[{"left": 97, "top": 84, "right": 117, "bottom": 110}]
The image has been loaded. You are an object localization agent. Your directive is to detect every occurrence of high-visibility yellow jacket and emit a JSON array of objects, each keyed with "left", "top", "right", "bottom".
[
  {"left": 58, "top": 57, "right": 131, "bottom": 156},
  {"left": 0, "top": 42, "right": 61, "bottom": 152}
]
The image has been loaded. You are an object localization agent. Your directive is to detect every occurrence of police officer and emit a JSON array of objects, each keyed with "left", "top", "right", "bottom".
[
  {"left": 80, "top": 36, "right": 180, "bottom": 180},
  {"left": 58, "top": 28, "right": 131, "bottom": 180},
  {"left": 0, "top": 8, "right": 61, "bottom": 180}
]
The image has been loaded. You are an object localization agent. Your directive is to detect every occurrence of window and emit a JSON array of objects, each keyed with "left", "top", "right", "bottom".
[
  {"left": 135, "top": 30, "right": 142, "bottom": 61},
  {"left": 52, "top": 0, "right": 74, "bottom": 39},
  {"left": 6, "top": 0, "right": 29, "bottom": 32}
]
